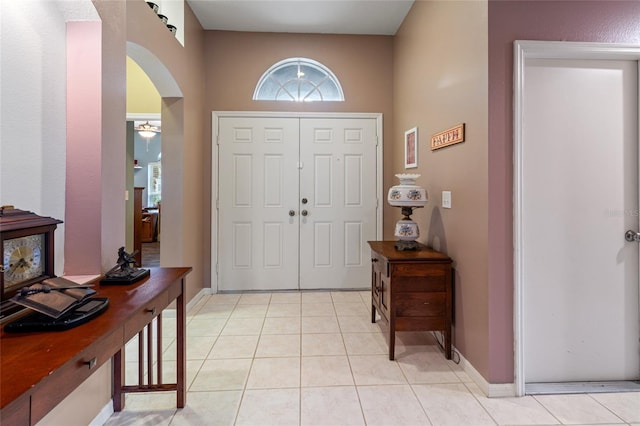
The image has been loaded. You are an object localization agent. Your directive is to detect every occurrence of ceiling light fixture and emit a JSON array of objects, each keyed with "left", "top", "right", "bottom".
[{"left": 135, "top": 121, "right": 158, "bottom": 139}]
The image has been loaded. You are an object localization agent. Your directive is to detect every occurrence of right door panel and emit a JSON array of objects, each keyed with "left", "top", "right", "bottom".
[{"left": 298, "top": 118, "right": 378, "bottom": 289}]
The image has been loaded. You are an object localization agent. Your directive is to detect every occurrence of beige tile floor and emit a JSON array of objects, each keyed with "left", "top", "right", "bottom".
[{"left": 106, "top": 291, "right": 640, "bottom": 426}]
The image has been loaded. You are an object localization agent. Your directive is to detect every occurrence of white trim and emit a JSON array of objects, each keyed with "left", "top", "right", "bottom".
[
  {"left": 126, "top": 113, "right": 161, "bottom": 121},
  {"left": 213, "top": 111, "right": 381, "bottom": 119},
  {"left": 212, "top": 112, "right": 220, "bottom": 294},
  {"left": 211, "top": 111, "right": 383, "bottom": 294},
  {"left": 186, "top": 287, "right": 211, "bottom": 312},
  {"left": 89, "top": 400, "right": 114, "bottom": 426},
  {"left": 454, "top": 346, "right": 516, "bottom": 398},
  {"left": 513, "top": 40, "right": 640, "bottom": 396}
]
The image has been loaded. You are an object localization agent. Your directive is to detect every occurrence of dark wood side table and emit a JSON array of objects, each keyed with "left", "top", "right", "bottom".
[
  {"left": 0, "top": 267, "right": 191, "bottom": 425},
  {"left": 368, "top": 241, "right": 453, "bottom": 360}
]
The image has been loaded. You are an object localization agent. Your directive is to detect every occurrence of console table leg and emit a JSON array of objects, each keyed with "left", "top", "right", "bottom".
[
  {"left": 176, "top": 279, "right": 186, "bottom": 408},
  {"left": 113, "top": 350, "right": 125, "bottom": 411},
  {"left": 389, "top": 316, "right": 396, "bottom": 360},
  {"left": 444, "top": 329, "right": 452, "bottom": 360}
]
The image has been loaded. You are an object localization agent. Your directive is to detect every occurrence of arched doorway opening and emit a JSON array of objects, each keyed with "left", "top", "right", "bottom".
[{"left": 125, "top": 41, "right": 183, "bottom": 267}]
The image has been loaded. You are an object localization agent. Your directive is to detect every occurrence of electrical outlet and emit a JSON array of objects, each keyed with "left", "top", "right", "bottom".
[{"left": 442, "top": 191, "right": 452, "bottom": 209}]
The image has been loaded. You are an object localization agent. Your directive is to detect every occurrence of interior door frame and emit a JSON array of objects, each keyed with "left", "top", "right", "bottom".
[
  {"left": 513, "top": 40, "right": 640, "bottom": 396},
  {"left": 211, "top": 111, "right": 384, "bottom": 293}
]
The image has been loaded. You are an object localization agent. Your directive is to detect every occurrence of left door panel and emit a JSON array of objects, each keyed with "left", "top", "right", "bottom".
[{"left": 218, "top": 117, "right": 300, "bottom": 291}]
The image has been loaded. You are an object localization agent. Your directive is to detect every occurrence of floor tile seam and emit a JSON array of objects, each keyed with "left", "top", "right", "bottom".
[
  {"left": 207, "top": 297, "right": 240, "bottom": 308},
  {"left": 192, "top": 313, "right": 235, "bottom": 363},
  {"left": 459, "top": 381, "right": 500, "bottom": 425},
  {"left": 184, "top": 296, "right": 209, "bottom": 317},
  {"left": 350, "top": 380, "right": 370, "bottom": 426},
  {"left": 233, "top": 385, "right": 248, "bottom": 425},
  {"left": 530, "top": 394, "right": 581, "bottom": 425},
  {"left": 585, "top": 392, "right": 630, "bottom": 424},
  {"left": 405, "top": 382, "right": 436, "bottom": 426},
  {"left": 344, "top": 342, "right": 363, "bottom": 392}
]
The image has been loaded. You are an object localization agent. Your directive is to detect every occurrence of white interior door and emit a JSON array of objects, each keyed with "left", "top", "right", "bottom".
[
  {"left": 217, "top": 117, "right": 300, "bottom": 291},
  {"left": 217, "top": 114, "right": 379, "bottom": 291},
  {"left": 299, "top": 118, "right": 378, "bottom": 289},
  {"left": 522, "top": 58, "right": 640, "bottom": 383}
]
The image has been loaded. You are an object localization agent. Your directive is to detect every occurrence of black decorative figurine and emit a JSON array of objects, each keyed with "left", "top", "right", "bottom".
[{"left": 100, "top": 247, "right": 150, "bottom": 285}]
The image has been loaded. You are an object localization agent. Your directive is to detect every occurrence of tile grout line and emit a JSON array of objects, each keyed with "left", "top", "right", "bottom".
[{"left": 585, "top": 393, "right": 628, "bottom": 425}]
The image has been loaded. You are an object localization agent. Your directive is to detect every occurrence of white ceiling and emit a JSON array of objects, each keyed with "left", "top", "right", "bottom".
[{"left": 186, "top": 0, "right": 414, "bottom": 35}]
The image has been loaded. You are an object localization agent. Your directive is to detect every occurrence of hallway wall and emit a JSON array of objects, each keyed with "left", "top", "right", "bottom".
[
  {"left": 393, "top": 0, "right": 491, "bottom": 381},
  {"left": 487, "top": 0, "right": 640, "bottom": 383}
]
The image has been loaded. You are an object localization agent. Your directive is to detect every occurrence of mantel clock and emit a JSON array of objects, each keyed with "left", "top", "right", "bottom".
[{"left": 0, "top": 207, "right": 63, "bottom": 315}]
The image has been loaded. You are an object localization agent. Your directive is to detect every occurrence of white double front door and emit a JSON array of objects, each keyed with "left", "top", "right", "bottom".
[{"left": 215, "top": 114, "right": 380, "bottom": 291}]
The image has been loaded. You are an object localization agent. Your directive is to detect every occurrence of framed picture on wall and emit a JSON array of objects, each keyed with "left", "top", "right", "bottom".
[{"left": 404, "top": 127, "right": 418, "bottom": 168}]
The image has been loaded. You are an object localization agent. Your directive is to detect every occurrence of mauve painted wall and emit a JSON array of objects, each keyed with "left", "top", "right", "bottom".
[
  {"left": 65, "top": 22, "right": 102, "bottom": 275},
  {"left": 488, "top": 0, "right": 640, "bottom": 382}
]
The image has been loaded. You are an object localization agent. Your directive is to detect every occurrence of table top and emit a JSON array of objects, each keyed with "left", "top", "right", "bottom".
[
  {"left": 368, "top": 241, "right": 452, "bottom": 262},
  {"left": 0, "top": 267, "right": 191, "bottom": 409}
]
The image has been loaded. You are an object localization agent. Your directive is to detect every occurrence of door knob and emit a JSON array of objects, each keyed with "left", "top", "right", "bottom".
[
  {"left": 289, "top": 210, "right": 296, "bottom": 217},
  {"left": 301, "top": 210, "right": 308, "bottom": 216},
  {"left": 625, "top": 230, "right": 640, "bottom": 242}
]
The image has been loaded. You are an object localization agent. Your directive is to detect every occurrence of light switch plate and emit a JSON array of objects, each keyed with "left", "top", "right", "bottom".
[{"left": 442, "top": 191, "right": 452, "bottom": 209}]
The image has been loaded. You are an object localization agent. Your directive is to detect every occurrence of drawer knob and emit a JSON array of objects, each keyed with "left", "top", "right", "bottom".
[
  {"left": 84, "top": 357, "right": 97, "bottom": 370},
  {"left": 146, "top": 307, "right": 157, "bottom": 315}
]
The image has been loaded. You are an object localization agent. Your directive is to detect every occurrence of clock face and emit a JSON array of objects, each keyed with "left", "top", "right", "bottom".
[{"left": 3, "top": 234, "right": 45, "bottom": 290}]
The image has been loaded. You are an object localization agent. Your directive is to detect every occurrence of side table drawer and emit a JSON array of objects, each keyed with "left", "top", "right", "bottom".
[
  {"left": 396, "top": 292, "right": 446, "bottom": 317},
  {"left": 124, "top": 292, "right": 169, "bottom": 341},
  {"left": 396, "top": 316, "right": 446, "bottom": 331},
  {"left": 31, "top": 329, "right": 123, "bottom": 422},
  {"left": 393, "top": 263, "right": 449, "bottom": 292}
]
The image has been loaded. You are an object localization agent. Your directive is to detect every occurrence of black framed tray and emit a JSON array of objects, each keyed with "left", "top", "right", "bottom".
[{"left": 4, "top": 297, "right": 109, "bottom": 333}]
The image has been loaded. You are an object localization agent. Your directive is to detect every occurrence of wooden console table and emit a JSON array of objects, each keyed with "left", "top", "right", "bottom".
[
  {"left": 0, "top": 267, "right": 191, "bottom": 425},
  {"left": 368, "top": 241, "right": 452, "bottom": 360}
]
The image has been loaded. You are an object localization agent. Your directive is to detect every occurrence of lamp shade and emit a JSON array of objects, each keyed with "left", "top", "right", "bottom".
[{"left": 387, "top": 174, "right": 427, "bottom": 207}]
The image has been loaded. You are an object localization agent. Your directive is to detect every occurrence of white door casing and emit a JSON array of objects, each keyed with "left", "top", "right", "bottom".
[
  {"left": 514, "top": 41, "right": 640, "bottom": 395},
  {"left": 213, "top": 112, "right": 382, "bottom": 292}
]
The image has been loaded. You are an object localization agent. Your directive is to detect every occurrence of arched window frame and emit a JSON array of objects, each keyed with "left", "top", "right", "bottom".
[{"left": 253, "top": 57, "right": 345, "bottom": 102}]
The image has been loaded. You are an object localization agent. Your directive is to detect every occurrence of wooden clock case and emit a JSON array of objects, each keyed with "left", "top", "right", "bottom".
[{"left": 0, "top": 207, "right": 63, "bottom": 310}]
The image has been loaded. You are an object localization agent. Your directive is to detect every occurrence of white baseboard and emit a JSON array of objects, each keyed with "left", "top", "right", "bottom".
[
  {"left": 456, "top": 347, "right": 516, "bottom": 398},
  {"left": 89, "top": 400, "right": 113, "bottom": 426},
  {"left": 186, "top": 287, "right": 212, "bottom": 312}
]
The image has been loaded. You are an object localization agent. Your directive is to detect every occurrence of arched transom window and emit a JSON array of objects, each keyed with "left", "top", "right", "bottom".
[{"left": 253, "top": 57, "right": 344, "bottom": 102}]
